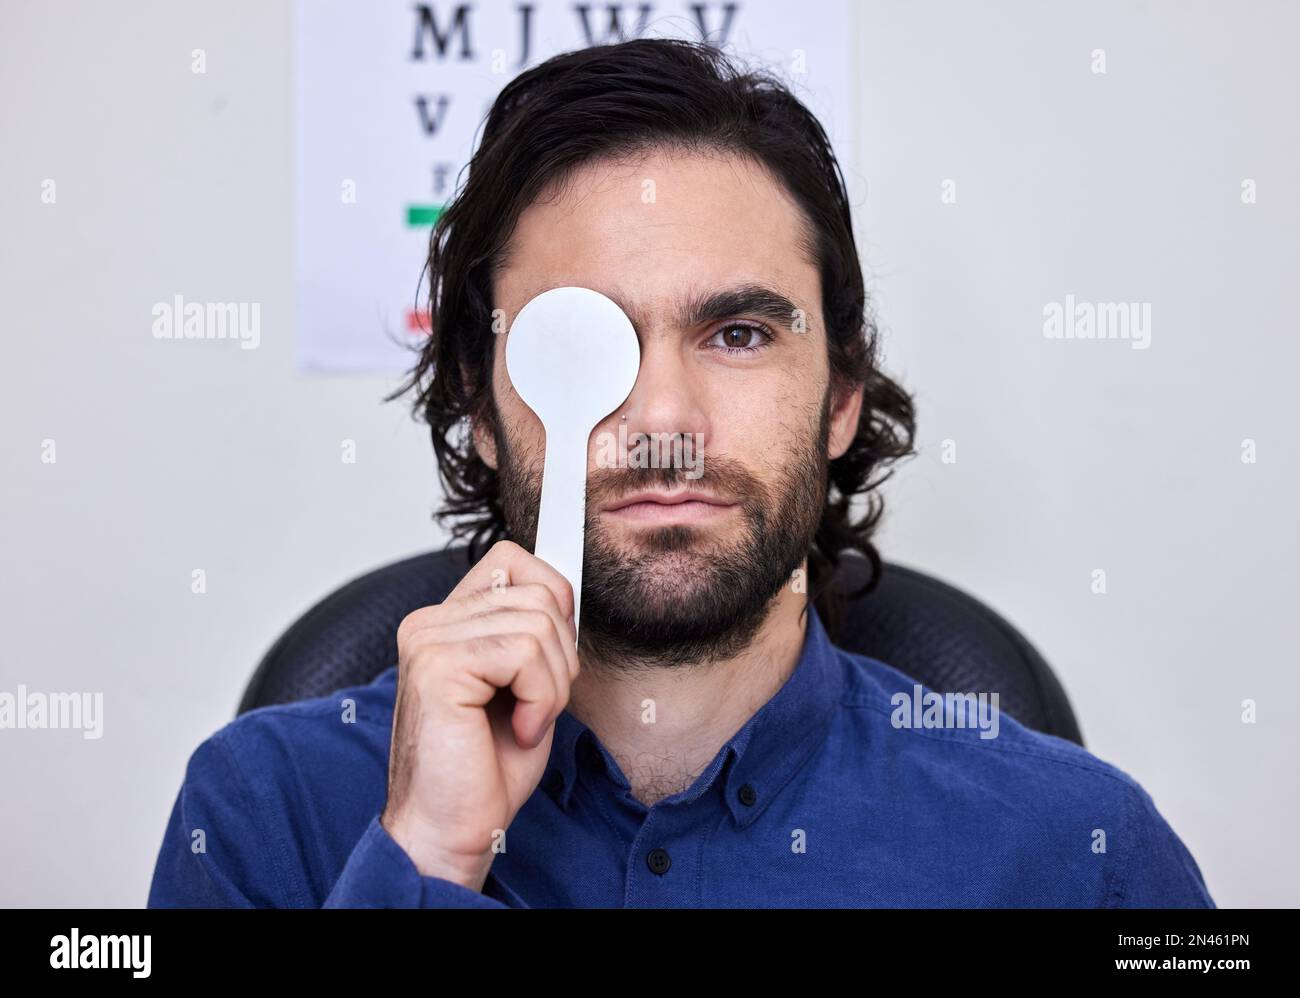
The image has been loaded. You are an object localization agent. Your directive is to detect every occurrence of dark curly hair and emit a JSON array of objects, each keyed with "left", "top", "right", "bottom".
[{"left": 387, "top": 37, "right": 916, "bottom": 638}]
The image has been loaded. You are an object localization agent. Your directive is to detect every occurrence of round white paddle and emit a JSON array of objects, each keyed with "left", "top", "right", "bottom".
[{"left": 504, "top": 287, "right": 641, "bottom": 641}]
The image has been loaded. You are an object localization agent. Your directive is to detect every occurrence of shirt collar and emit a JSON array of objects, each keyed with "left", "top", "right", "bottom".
[{"left": 543, "top": 602, "right": 844, "bottom": 829}]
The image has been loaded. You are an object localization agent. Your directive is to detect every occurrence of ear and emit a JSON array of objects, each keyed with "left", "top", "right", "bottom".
[
  {"left": 827, "top": 381, "right": 864, "bottom": 461},
  {"left": 459, "top": 355, "right": 500, "bottom": 471},
  {"left": 471, "top": 411, "right": 499, "bottom": 470}
]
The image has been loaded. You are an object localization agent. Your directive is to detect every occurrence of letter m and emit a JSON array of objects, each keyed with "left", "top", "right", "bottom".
[{"left": 412, "top": 4, "right": 473, "bottom": 60}]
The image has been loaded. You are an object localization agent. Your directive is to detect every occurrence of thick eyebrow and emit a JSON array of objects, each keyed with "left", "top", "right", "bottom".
[
  {"left": 507, "top": 282, "right": 809, "bottom": 334},
  {"left": 678, "top": 284, "right": 806, "bottom": 330}
]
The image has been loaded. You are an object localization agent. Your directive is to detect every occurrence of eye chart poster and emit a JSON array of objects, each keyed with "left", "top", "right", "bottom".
[{"left": 295, "top": 0, "right": 855, "bottom": 371}]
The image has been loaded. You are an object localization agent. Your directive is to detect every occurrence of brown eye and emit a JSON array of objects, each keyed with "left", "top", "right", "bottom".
[
  {"left": 707, "top": 323, "right": 774, "bottom": 355},
  {"left": 722, "top": 326, "right": 754, "bottom": 348}
]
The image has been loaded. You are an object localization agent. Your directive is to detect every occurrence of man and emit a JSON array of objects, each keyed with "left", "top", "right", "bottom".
[{"left": 148, "top": 38, "right": 1214, "bottom": 907}]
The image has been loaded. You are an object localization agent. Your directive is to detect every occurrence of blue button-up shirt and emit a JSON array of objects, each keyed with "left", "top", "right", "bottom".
[{"left": 148, "top": 604, "right": 1215, "bottom": 907}]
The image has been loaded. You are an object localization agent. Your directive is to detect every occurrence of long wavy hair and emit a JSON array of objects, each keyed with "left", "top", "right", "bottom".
[{"left": 387, "top": 38, "right": 916, "bottom": 638}]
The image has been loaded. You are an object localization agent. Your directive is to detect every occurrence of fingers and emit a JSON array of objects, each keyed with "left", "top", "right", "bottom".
[
  {"left": 464, "top": 585, "right": 580, "bottom": 679},
  {"left": 399, "top": 582, "right": 577, "bottom": 674},
  {"left": 451, "top": 540, "right": 576, "bottom": 625},
  {"left": 440, "top": 633, "right": 560, "bottom": 748},
  {"left": 391, "top": 541, "right": 582, "bottom": 751},
  {"left": 418, "top": 601, "right": 575, "bottom": 709}
]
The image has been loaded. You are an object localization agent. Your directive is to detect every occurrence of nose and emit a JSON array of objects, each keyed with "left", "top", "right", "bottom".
[{"left": 596, "top": 338, "right": 708, "bottom": 455}]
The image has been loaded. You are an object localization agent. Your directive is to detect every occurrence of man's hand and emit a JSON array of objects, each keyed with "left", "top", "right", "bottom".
[{"left": 380, "top": 540, "right": 579, "bottom": 892}]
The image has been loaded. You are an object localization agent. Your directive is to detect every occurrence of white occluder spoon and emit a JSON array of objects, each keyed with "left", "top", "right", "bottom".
[{"left": 504, "top": 287, "right": 641, "bottom": 642}]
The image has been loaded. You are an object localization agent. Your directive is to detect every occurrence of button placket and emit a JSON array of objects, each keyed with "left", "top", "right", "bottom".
[{"left": 622, "top": 793, "right": 728, "bottom": 907}]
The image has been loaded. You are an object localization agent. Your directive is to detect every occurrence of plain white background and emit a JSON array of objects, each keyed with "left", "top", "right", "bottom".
[{"left": 2, "top": 0, "right": 1296, "bottom": 907}]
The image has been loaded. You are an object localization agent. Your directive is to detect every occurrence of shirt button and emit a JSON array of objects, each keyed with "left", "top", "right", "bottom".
[
  {"left": 738, "top": 783, "right": 758, "bottom": 806},
  {"left": 646, "top": 848, "right": 672, "bottom": 875}
]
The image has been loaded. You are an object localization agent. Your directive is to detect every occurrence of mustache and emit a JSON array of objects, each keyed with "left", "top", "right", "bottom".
[{"left": 584, "top": 458, "right": 766, "bottom": 510}]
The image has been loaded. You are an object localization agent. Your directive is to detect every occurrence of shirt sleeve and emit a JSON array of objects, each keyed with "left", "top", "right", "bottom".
[
  {"left": 148, "top": 730, "right": 522, "bottom": 909},
  {"left": 324, "top": 813, "right": 516, "bottom": 908},
  {"left": 1112, "top": 784, "right": 1216, "bottom": 908}
]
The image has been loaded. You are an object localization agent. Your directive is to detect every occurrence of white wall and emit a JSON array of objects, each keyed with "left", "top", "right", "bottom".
[
  {"left": 856, "top": 0, "right": 1299, "bottom": 908},
  {"left": 1, "top": 0, "right": 1295, "bottom": 907}
]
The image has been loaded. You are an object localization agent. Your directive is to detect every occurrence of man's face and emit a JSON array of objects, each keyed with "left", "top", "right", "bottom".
[{"left": 479, "top": 148, "right": 863, "bottom": 667}]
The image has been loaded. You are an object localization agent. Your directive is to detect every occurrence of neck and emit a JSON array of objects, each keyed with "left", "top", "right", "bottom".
[{"left": 566, "top": 571, "right": 811, "bottom": 807}]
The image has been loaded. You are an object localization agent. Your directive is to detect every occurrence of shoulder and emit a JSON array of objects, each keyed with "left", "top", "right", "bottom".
[
  {"left": 213, "top": 667, "right": 398, "bottom": 754},
  {"left": 169, "top": 669, "right": 400, "bottom": 905},
  {"left": 183, "top": 670, "right": 395, "bottom": 873},
  {"left": 832, "top": 648, "right": 1214, "bottom": 906},
  {"left": 189, "top": 666, "right": 398, "bottom": 796},
  {"left": 836, "top": 645, "right": 1133, "bottom": 792}
]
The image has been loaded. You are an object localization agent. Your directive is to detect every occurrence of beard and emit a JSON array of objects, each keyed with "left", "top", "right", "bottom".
[{"left": 492, "top": 397, "right": 831, "bottom": 671}]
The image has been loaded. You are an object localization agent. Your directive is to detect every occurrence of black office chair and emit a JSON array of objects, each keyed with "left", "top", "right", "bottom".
[{"left": 238, "top": 546, "right": 1083, "bottom": 745}]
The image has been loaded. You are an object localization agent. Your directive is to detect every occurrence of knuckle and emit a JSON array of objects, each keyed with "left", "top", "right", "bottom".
[
  {"left": 405, "top": 641, "right": 443, "bottom": 672},
  {"left": 515, "top": 630, "right": 545, "bottom": 658},
  {"left": 461, "top": 631, "right": 540, "bottom": 668},
  {"left": 517, "top": 583, "right": 556, "bottom": 611},
  {"left": 555, "top": 580, "right": 576, "bottom": 615},
  {"left": 501, "top": 630, "right": 544, "bottom": 660},
  {"left": 522, "top": 608, "right": 558, "bottom": 641},
  {"left": 397, "top": 605, "right": 441, "bottom": 644},
  {"left": 395, "top": 611, "right": 420, "bottom": 645},
  {"left": 489, "top": 539, "right": 524, "bottom": 561},
  {"left": 465, "top": 632, "right": 511, "bottom": 657}
]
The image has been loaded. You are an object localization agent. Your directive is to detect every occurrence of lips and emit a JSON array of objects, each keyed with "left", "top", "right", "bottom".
[{"left": 603, "top": 490, "right": 732, "bottom": 512}]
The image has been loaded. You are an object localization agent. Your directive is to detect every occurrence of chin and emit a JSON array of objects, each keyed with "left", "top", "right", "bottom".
[{"left": 633, "top": 550, "right": 716, "bottom": 588}]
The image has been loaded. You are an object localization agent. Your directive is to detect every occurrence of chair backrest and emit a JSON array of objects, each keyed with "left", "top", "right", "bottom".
[{"left": 238, "top": 546, "right": 1084, "bottom": 746}]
